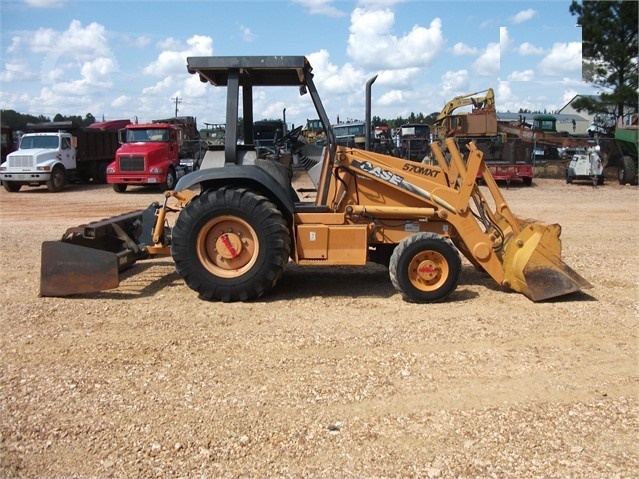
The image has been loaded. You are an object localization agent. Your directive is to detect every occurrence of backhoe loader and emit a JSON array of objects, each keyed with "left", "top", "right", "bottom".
[{"left": 40, "top": 56, "right": 592, "bottom": 302}]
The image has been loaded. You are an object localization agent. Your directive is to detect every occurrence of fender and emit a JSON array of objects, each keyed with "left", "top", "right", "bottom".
[{"left": 174, "top": 164, "right": 296, "bottom": 217}]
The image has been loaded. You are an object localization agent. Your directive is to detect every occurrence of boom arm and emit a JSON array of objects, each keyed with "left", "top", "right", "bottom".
[{"left": 434, "top": 88, "right": 495, "bottom": 124}]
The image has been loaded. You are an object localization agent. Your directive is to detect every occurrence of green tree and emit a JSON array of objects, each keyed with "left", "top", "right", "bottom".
[{"left": 569, "top": 0, "right": 638, "bottom": 119}]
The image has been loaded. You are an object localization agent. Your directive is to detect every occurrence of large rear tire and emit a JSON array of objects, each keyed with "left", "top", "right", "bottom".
[
  {"left": 171, "top": 187, "right": 291, "bottom": 302},
  {"left": 618, "top": 155, "right": 638, "bottom": 185},
  {"left": 389, "top": 232, "right": 462, "bottom": 303}
]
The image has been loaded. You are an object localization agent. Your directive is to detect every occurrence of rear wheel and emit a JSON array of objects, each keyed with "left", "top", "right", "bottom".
[
  {"left": 161, "top": 167, "right": 177, "bottom": 191},
  {"left": 618, "top": 155, "right": 637, "bottom": 185},
  {"left": 171, "top": 186, "right": 291, "bottom": 302},
  {"left": 46, "top": 165, "right": 66, "bottom": 192},
  {"left": 389, "top": 232, "right": 462, "bottom": 303}
]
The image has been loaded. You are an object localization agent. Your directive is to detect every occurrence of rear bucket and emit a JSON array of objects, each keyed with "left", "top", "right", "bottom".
[
  {"left": 502, "top": 222, "right": 593, "bottom": 301},
  {"left": 40, "top": 241, "right": 120, "bottom": 296},
  {"left": 39, "top": 207, "right": 155, "bottom": 297}
]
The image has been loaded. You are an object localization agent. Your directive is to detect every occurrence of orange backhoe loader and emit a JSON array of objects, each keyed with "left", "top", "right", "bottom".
[{"left": 40, "top": 56, "right": 592, "bottom": 302}]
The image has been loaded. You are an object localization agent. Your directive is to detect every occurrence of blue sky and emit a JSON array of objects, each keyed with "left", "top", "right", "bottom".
[{"left": 1, "top": 0, "right": 597, "bottom": 129}]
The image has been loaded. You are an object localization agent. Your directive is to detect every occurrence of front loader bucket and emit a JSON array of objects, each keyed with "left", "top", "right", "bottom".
[
  {"left": 39, "top": 206, "right": 159, "bottom": 297},
  {"left": 502, "top": 221, "right": 593, "bottom": 301}
]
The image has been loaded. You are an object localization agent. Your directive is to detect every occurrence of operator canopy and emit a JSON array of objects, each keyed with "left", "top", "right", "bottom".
[{"left": 186, "top": 56, "right": 312, "bottom": 87}]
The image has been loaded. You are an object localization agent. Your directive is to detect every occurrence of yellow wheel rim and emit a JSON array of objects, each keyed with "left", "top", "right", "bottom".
[
  {"left": 407, "top": 250, "right": 449, "bottom": 292},
  {"left": 196, "top": 215, "right": 259, "bottom": 278}
]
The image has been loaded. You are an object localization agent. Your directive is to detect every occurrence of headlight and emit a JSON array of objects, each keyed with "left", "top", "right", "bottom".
[
  {"left": 36, "top": 165, "right": 51, "bottom": 171},
  {"left": 106, "top": 167, "right": 115, "bottom": 174},
  {"left": 150, "top": 167, "right": 163, "bottom": 174}
]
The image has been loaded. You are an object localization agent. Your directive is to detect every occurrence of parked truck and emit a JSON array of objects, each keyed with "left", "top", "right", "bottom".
[
  {"left": 0, "top": 120, "right": 129, "bottom": 192},
  {"left": 106, "top": 119, "right": 201, "bottom": 193}
]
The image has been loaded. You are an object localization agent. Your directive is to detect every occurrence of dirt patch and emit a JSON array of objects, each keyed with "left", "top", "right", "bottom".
[{"left": 1, "top": 178, "right": 637, "bottom": 478}]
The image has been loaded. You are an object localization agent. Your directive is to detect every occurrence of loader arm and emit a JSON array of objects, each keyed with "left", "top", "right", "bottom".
[{"left": 322, "top": 139, "right": 591, "bottom": 301}]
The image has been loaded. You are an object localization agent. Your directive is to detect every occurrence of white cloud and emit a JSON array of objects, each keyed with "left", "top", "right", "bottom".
[
  {"left": 239, "top": 25, "right": 255, "bottom": 42},
  {"left": 0, "top": 61, "right": 36, "bottom": 82},
  {"left": 307, "top": 50, "right": 366, "bottom": 95},
  {"left": 24, "top": 0, "right": 67, "bottom": 7},
  {"left": 375, "top": 68, "right": 420, "bottom": 87},
  {"left": 441, "top": 70, "right": 470, "bottom": 96},
  {"left": 143, "top": 35, "right": 213, "bottom": 76},
  {"left": 292, "top": 0, "right": 346, "bottom": 17},
  {"left": 377, "top": 89, "right": 405, "bottom": 107},
  {"left": 4, "top": 20, "right": 116, "bottom": 92},
  {"left": 347, "top": 8, "right": 444, "bottom": 69},
  {"left": 538, "top": 42, "right": 582, "bottom": 76},
  {"left": 451, "top": 42, "right": 478, "bottom": 56},
  {"left": 561, "top": 89, "right": 580, "bottom": 107},
  {"left": 80, "top": 57, "right": 117, "bottom": 84},
  {"left": 500, "top": 27, "right": 511, "bottom": 55},
  {"left": 183, "top": 73, "right": 210, "bottom": 98},
  {"left": 111, "top": 96, "right": 130, "bottom": 108},
  {"left": 517, "top": 42, "right": 544, "bottom": 56},
  {"left": 142, "top": 77, "right": 175, "bottom": 97},
  {"left": 510, "top": 9, "right": 537, "bottom": 24},
  {"left": 508, "top": 69, "right": 535, "bottom": 81},
  {"left": 473, "top": 43, "right": 500, "bottom": 76}
]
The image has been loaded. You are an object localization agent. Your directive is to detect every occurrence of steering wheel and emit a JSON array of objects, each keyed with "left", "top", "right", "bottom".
[{"left": 276, "top": 125, "right": 304, "bottom": 146}]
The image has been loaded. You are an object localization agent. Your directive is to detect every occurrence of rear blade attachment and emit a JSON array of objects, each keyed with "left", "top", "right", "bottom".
[
  {"left": 40, "top": 205, "right": 159, "bottom": 297},
  {"left": 501, "top": 221, "right": 593, "bottom": 301}
]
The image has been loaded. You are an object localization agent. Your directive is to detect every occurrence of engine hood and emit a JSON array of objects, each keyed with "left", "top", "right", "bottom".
[{"left": 118, "top": 142, "right": 169, "bottom": 155}]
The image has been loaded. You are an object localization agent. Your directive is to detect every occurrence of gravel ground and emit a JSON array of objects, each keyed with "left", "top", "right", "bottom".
[{"left": 0, "top": 176, "right": 637, "bottom": 478}]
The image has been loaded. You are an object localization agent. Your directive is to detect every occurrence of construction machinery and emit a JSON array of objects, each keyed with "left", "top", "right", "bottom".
[
  {"left": 200, "top": 123, "right": 226, "bottom": 147},
  {"left": 431, "top": 89, "right": 535, "bottom": 185},
  {"left": 301, "top": 119, "right": 325, "bottom": 144},
  {"left": 396, "top": 123, "right": 431, "bottom": 161},
  {"left": 431, "top": 90, "right": 615, "bottom": 185},
  {"left": 566, "top": 146, "right": 604, "bottom": 185},
  {"left": 40, "top": 56, "right": 592, "bottom": 303},
  {"left": 612, "top": 114, "right": 638, "bottom": 184}
]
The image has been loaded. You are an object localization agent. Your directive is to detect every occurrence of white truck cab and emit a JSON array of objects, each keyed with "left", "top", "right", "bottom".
[{"left": 1, "top": 131, "right": 75, "bottom": 192}]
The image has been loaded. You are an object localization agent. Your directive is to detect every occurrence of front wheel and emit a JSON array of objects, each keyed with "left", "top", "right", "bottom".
[
  {"left": 171, "top": 187, "right": 291, "bottom": 302},
  {"left": 3, "top": 181, "right": 21, "bottom": 192},
  {"left": 113, "top": 183, "right": 127, "bottom": 193},
  {"left": 389, "top": 232, "right": 462, "bottom": 303},
  {"left": 46, "top": 165, "right": 66, "bottom": 192}
]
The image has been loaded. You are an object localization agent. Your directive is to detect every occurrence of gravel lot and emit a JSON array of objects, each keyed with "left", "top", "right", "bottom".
[{"left": 1, "top": 176, "right": 637, "bottom": 478}]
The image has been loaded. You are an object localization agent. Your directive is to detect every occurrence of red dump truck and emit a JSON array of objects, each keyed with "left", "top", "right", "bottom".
[{"left": 106, "top": 117, "right": 203, "bottom": 193}]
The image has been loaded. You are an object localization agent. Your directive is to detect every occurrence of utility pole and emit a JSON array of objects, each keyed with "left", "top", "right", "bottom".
[{"left": 171, "top": 97, "right": 182, "bottom": 117}]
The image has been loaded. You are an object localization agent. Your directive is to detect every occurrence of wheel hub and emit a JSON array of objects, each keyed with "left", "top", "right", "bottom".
[
  {"left": 215, "top": 232, "right": 243, "bottom": 259},
  {"left": 417, "top": 259, "right": 440, "bottom": 281}
]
